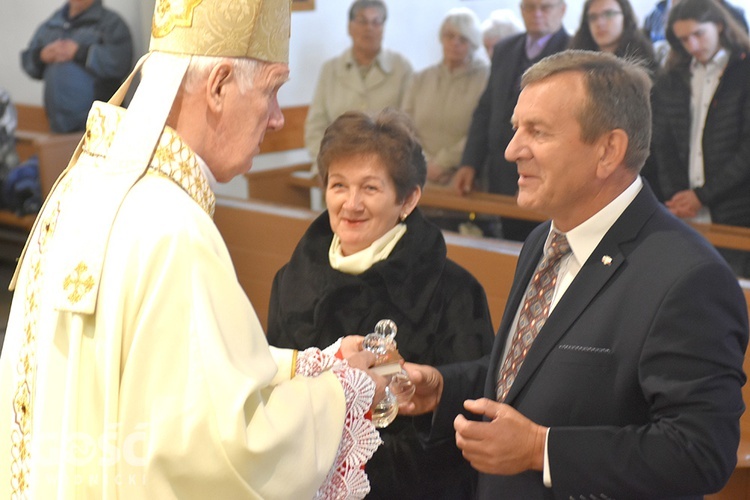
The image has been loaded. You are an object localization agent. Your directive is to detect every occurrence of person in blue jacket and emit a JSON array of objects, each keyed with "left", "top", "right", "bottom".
[{"left": 21, "top": 0, "right": 133, "bottom": 133}]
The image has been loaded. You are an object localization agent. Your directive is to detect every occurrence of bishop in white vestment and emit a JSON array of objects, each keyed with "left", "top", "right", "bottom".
[{"left": 0, "top": 0, "right": 382, "bottom": 498}]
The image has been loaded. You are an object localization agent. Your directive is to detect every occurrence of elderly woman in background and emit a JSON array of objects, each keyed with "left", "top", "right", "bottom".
[
  {"left": 401, "top": 8, "right": 490, "bottom": 232},
  {"left": 481, "top": 8, "right": 524, "bottom": 58},
  {"left": 569, "top": 0, "right": 657, "bottom": 72},
  {"left": 304, "top": 0, "right": 412, "bottom": 170},
  {"left": 267, "top": 109, "right": 494, "bottom": 500},
  {"left": 402, "top": 8, "right": 489, "bottom": 191}
]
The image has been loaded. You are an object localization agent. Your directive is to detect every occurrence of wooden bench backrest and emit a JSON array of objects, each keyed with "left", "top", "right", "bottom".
[
  {"left": 215, "top": 199, "right": 315, "bottom": 329},
  {"left": 16, "top": 104, "right": 50, "bottom": 133},
  {"left": 15, "top": 103, "right": 309, "bottom": 152},
  {"left": 14, "top": 104, "right": 81, "bottom": 199}
]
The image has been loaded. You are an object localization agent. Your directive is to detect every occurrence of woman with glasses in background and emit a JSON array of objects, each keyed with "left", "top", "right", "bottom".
[
  {"left": 569, "top": 0, "right": 663, "bottom": 200},
  {"left": 569, "top": 0, "right": 658, "bottom": 73}
]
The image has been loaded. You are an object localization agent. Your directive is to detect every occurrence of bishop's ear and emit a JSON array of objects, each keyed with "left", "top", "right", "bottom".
[{"left": 206, "top": 61, "right": 234, "bottom": 112}]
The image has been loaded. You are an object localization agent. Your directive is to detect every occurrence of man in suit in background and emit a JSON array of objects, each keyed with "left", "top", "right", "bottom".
[
  {"left": 452, "top": 0, "right": 569, "bottom": 241},
  {"left": 402, "top": 50, "right": 748, "bottom": 498}
]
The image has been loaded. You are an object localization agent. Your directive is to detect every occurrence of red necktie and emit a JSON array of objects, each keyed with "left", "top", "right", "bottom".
[{"left": 496, "top": 231, "right": 571, "bottom": 401}]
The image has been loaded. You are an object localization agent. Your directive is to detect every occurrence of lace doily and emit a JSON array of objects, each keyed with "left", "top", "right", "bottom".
[{"left": 296, "top": 342, "right": 382, "bottom": 499}]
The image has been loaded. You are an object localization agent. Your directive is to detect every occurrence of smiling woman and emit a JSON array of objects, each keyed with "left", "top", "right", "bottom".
[{"left": 266, "top": 108, "right": 495, "bottom": 500}]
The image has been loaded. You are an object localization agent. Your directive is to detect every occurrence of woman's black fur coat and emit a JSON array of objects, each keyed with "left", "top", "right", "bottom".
[{"left": 267, "top": 208, "right": 495, "bottom": 500}]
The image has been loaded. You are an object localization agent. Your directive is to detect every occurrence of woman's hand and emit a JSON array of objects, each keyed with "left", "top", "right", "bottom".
[{"left": 339, "top": 335, "right": 364, "bottom": 359}]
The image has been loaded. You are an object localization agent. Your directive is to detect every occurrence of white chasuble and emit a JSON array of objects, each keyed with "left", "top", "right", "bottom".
[{"left": 0, "top": 102, "right": 379, "bottom": 499}]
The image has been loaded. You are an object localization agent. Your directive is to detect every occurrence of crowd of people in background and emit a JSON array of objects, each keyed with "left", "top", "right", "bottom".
[
  {"left": 0, "top": 0, "right": 748, "bottom": 276},
  {"left": 302, "top": 0, "right": 750, "bottom": 276},
  {"left": 0, "top": 0, "right": 748, "bottom": 278},
  {"left": 6, "top": 0, "right": 748, "bottom": 271},
  {"left": 3, "top": 0, "right": 750, "bottom": 269}
]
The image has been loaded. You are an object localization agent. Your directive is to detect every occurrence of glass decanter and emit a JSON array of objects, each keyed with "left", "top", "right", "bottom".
[{"left": 362, "top": 319, "right": 415, "bottom": 428}]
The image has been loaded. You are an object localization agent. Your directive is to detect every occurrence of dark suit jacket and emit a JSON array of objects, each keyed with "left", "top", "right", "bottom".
[
  {"left": 431, "top": 183, "right": 748, "bottom": 499},
  {"left": 653, "top": 52, "right": 750, "bottom": 227},
  {"left": 460, "top": 29, "right": 570, "bottom": 195}
]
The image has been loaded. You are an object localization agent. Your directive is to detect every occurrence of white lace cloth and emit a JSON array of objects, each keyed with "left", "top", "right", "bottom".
[{"left": 295, "top": 339, "right": 382, "bottom": 499}]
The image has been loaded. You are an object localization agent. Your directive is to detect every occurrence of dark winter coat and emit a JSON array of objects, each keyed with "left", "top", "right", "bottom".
[
  {"left": 267, "top": 209, "right": 495, "bottom": 499},
  {"left": 652, "top": 52, "right": 750, "bottom": 227}
]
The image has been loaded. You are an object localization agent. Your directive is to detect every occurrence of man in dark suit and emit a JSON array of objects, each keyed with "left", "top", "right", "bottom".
[
  {"left": 402, "top": 51, "right": 748, "bottom": 498},
  {"left": 453, "top": 1, "right": 569, "bottom": 241}
]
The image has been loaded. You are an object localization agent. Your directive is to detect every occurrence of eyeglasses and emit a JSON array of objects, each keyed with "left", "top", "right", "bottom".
[
  {"left": 520, "top": 2, "right": 562, "bottom": 13},
  {"left": 587, "top": 10, "right": 623, "bottom": 23},
  {"left": 352, "top": 17, "right": 384, "bottom": 27}
]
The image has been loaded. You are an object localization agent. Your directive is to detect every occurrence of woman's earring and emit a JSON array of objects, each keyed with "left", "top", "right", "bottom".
[{"left": 400, "top": 212, "right": 408, "bottom": 222}]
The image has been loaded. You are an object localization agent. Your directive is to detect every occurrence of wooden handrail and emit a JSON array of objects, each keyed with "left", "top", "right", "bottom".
[
  {"left": 285, "top": 173, "right": 750, "bottom": 253},
  {"left": 419, "top": 186, "right": 545, "bottom": 222}
]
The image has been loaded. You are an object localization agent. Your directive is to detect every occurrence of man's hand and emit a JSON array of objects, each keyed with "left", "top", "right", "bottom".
[
  {"left": 455, "top": 398, "right": 547, "bottom": 475},
  {"left": 56, "top": 39, "right": 79, "bottom": 62},
  {"left": 426, "top": 162, "right": 453, "bottom": 184},
  {"left": 665, "top": 189, "right": 702, "bottom": 218},
  {"left": 452, "top": 166, "right": 476, "bottom": 195},
  {"left": 397, "top": 362, "right": 443, "bottom": 415},
  {"left": 40, "top": 40, "right": 63, "bottom": 63},
  {"left": 40, "top": 39, "right": 78, "bottom": 64}
]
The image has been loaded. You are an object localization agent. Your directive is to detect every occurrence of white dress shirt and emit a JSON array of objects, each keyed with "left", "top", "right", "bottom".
[{"left": 688, "top": 48, "right": 728, "bottom": 223}]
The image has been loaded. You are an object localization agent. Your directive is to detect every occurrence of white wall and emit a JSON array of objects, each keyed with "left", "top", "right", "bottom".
[{"left": 1, "top": 0, "right": 696, "bottom": 107}]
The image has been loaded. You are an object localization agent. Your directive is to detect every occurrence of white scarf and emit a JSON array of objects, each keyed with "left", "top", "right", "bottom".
[{"left": 329, "top": 223, "right": 407, "bottom": 275}]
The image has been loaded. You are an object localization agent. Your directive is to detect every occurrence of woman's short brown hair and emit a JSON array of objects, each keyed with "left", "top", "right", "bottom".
[{"left": 317, "top": 109, "right": 426, "bottom": 202}]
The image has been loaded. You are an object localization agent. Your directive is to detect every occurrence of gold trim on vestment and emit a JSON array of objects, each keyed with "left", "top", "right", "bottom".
[
  {"left": 8, "top": 102, "right": 215, "bottom": 495},
  {"left": 152, "top": 0, "right": 203, "bottom": 38}
]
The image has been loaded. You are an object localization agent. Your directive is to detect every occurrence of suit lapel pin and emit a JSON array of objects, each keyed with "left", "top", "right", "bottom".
[{"left": 602, "top": 255, "right": 613, "bottom": 266}]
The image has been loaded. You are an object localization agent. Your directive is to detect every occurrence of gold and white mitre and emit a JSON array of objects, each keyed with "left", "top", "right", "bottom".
[
  {"left": 10, "top": 0, "right": 292, "bottom": 314},
  {"left": 151, "top": 0, "right": 291, "bottom": 63}
]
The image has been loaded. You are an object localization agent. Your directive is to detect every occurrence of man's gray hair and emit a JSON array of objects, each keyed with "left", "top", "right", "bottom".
[
  {"left": 522, "top": 50, "right": 652, "bottom": 171},
  {"left": 182, "top": 56, "right": 264, "bottom": 94}
]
